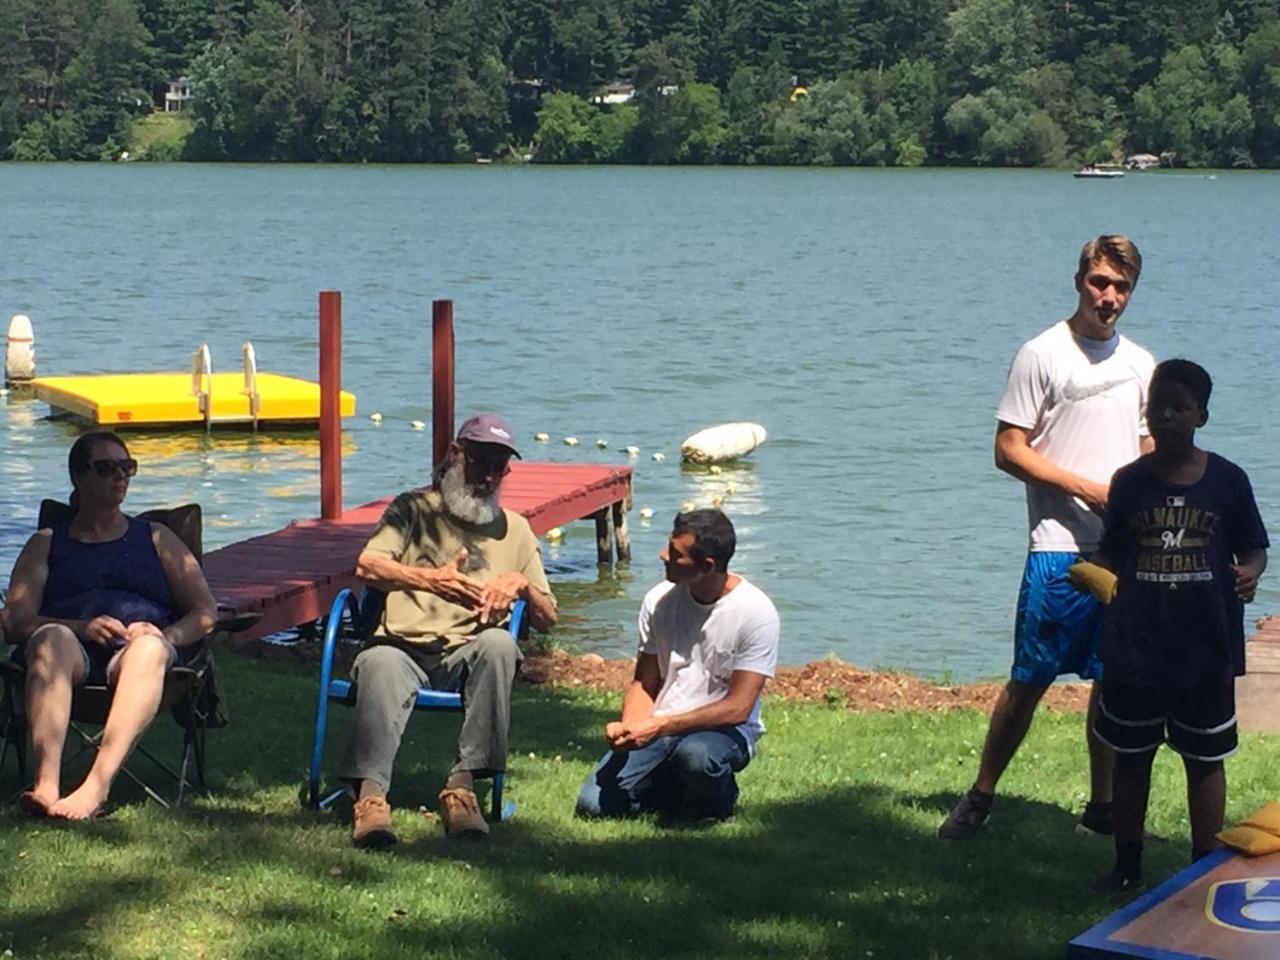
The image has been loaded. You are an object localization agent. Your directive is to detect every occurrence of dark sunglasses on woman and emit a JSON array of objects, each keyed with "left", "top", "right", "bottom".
[{"left": 84, "top": 458, "right": 139, "bottom": 478}]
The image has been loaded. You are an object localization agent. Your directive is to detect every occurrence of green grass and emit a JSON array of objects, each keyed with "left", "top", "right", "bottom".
[
  {"left": 2, "top": 652, "right": 1278, "bottom": 959},
  {"left": 126, "top": 113, "right": 193, "bottom": 161}
]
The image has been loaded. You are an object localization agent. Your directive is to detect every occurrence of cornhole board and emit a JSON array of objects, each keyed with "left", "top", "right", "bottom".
[{"left": 1069, "top": 849, "right": 1280, "bottom": 958}]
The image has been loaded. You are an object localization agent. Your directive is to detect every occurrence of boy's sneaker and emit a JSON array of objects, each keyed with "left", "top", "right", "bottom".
[
  {"left": 1089, "top": 868, "right": 1144, "bottom": 895},
  {"left": 1077, "top": 801, "right": 1114, "bottom": 837},
  {"left": 938, "top": 789, "right": 993, "bottom": 840}
]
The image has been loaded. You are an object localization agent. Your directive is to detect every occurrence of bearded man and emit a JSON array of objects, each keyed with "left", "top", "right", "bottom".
[{"left": 338, "top": 414, "right": 557, "bottom": 848}]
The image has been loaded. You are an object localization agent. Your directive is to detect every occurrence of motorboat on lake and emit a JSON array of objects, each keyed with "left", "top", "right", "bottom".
[{"left": 1073, "top": 164, "right": 1126, "bottom": 179}]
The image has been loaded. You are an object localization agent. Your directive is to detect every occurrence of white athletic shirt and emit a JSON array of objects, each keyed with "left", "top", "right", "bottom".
[
  {"left": 996, "top": 320, "right": 1155, "bottom": 553},
  {"left": 638, "top": 577, "right": 780, "bottom": 751}
]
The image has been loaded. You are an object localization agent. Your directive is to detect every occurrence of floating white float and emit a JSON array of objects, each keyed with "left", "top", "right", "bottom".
[
  {"left": 411, "top": 420, "right": 425, "bottom": 431},
  {"left": 534, "top": 432, "right": 550, "bottom": 443},
  {"left": 546, "top": 526, "right": 565, "bottom": 542},
  {"left": 563, "top": 436, "right": 579, "bottom": 446},
  {"left": 652, "top": 452, "right": 666, "bottom": 462},
  {"left": 708, "top": 465, "right": 722, "bottom": 475},
  {"left": 624, "top": 446, "right": 640, "bottom": 456},
  {"left": 681, "top": 500, "right": 695, "bottom": 513},
  {"left": 5, "top": 314, "right": 35, "bottom": 385},
  {"left": 370, "top": 412, "right": 383, "bottom": 423},
  {"left": 680, "top": 422, "right": 766, "bottom": 464},
  {"left": 638, "top": 508, "right": 654, "bottom": 521},
  {"left": 596, "top": 438, "right": 608, "bottom": 449}
]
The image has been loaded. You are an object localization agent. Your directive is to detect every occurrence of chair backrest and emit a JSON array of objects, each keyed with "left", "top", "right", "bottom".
[{"left": 37, "top": 500, "right": 204, "bottom": 564}]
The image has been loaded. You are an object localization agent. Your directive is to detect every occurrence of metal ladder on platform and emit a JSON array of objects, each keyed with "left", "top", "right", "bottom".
[{"left": 190, "top": 342, "right": 262, "bottom": 432}]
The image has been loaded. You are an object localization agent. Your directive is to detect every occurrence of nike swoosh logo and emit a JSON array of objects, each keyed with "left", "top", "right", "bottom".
[{"left": 1061, "top": 375, "right": 1138, "bottom": 402}]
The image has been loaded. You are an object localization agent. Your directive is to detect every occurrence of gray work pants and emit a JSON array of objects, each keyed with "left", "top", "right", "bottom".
[{"left": 337, "top": 629, "right": 520, "bottom": 794}]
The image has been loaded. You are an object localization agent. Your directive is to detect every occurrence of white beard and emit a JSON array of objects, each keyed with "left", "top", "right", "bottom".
[{"left": 439, "top": 461, "right": 502, "bottom": 526}]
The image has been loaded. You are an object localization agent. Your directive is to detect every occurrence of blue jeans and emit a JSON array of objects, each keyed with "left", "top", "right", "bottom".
[{"left": 575, "top": 727, "right": 750, "bottom": 820}]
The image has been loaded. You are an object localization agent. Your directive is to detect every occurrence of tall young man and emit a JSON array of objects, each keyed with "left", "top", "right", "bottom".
[{"left": 939, "top": 235, "right": 1156, "bottom": 839}]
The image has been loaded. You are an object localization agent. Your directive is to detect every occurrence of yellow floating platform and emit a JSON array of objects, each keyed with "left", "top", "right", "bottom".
[{"left": 32, "top": 373, "right": 356, "bottom": 427}]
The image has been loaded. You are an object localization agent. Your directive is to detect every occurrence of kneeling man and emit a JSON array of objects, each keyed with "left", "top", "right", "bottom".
[{"left": 576, "top": 509, "right": 779, "bottom": 821}]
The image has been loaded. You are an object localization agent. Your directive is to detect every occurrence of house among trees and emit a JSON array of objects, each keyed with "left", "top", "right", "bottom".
[
  {"left": 591, "top": 82, "right": 635, "bottom": 105},
  {"left": 164, "top": 77, "right": 192, "bottom": 112}
]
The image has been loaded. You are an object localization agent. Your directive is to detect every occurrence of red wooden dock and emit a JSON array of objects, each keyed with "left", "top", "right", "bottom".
[{"left": 204, "top": 461, "right": 632, "bottom": 642}]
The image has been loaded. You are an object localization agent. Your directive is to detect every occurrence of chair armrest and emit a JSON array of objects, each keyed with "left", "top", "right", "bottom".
[{"left": 214, "top": 609, "right": 261, "bottom": 635}]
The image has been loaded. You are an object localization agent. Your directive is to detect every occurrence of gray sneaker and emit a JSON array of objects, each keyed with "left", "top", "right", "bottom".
[{"left": 938, "top": 789, "right": 992, "bottom": 840}]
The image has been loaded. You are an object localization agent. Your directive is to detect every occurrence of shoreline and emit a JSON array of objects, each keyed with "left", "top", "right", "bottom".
[{"left": 231, "top": 638, "right": 1093, "bottom": 714}]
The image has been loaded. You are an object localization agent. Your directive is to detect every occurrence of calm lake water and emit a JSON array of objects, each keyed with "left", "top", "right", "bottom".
[{"left": 1, "top": 164, "right": 1277, "bottom": 679}]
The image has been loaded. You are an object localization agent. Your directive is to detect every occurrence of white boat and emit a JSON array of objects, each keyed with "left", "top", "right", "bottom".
[{"left": 1073, "top": 165, "right": 1125, "bottom": 179}]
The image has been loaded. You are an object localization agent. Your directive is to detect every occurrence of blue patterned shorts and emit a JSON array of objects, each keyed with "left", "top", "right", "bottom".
[{"left": 1011, "top": 552, "right": 1104, "bottom": 685}]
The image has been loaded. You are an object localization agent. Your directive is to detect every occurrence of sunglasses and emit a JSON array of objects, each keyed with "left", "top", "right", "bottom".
[
  {"left": 462, "top": 447, "right": 512, "bottom": 476},
  {"left": 83, "top": 458, "right": 139, "bottom": 478}
]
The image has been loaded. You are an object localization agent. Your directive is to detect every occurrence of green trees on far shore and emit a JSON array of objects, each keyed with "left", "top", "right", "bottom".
[{"left": 1, "top": 0, "right": 1279, "bottom": 167}]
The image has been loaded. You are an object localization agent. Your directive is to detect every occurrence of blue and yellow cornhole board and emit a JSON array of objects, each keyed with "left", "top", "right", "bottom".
[{"left": 1070, "top": 849, "right": 1280, "bottom": 959}]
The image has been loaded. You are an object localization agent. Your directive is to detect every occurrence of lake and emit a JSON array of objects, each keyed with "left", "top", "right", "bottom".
[{"left": 1, "top": 163, "right": 1277, "bottom": 679}]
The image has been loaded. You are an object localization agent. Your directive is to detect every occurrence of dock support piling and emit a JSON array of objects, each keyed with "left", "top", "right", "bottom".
[
  {"left": 594, "top": 508, "right": 612, "bottom": 565},
  {"left": 611, "top": 501, "right": 630, "bottom": 564},
  {"left": 319, "top": 291, "right": 343, "bottom": 520},
  {"left": 432, "top": 300, "right": 455, "bottom": 471}
]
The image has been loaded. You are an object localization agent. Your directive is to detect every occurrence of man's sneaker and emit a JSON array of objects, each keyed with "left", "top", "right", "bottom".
[
  {"left": 1089, "top": 869, "right": 1144, "bottom": 895},
  {"left": 439, "top": 787, "right": 490, "bottom": 839},
  {"left": 1077, "top": 801, "right": 1114, "bottom": 836},
  {"left": 938, "top": 789, "right": 992, "bottom": 840},
  {"left": 351, "top": 795, "right": 397, "bottom": 849}
]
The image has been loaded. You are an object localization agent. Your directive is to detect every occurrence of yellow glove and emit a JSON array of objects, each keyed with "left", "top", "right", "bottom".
[{"left": 1067, "top": 561, "right": 1118, "bottom": 605}]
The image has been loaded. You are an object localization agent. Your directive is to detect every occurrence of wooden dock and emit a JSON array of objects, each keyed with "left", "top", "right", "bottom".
[
  {"left": 203, "top": 461, "right": 632, "bottom": 642},
  {"left": 1237, "top": 615, "right": 1280, "bottom": 733}
]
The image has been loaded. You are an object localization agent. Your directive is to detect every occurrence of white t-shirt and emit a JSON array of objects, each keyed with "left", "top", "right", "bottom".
[
  {"left": 638, "top": 577, "right": 780, "bottom": 751},
  {"left": 996, "top": 320, "right": 1155, "bottom": 553}
]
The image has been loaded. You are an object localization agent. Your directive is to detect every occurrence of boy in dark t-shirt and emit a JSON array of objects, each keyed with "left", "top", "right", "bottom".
[{"left": 1088, "top": 359, "right": 1268, "bottom": 894}]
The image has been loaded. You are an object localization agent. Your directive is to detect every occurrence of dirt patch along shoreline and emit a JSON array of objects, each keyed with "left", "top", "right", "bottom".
[{"left": 517, "top": 649, "right": 1091, "bottom": 714}]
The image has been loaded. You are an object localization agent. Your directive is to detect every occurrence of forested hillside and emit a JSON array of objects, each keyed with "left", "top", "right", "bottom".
[{"left": 3, "top": 0, "right": 1278, "bottom": 166}]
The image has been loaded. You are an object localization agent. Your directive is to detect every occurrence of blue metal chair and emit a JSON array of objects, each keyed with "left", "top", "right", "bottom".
[{"left": 306, "top": 587, "right": 524, "bottom": 821}]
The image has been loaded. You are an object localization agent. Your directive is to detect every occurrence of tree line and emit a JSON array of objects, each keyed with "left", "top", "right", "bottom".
[{"left": 2, "top": 0, "right": 1278, "bottom": 167}]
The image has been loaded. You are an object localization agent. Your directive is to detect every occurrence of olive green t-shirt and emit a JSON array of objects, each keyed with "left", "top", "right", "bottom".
[{"left": 362, "top": 489, "right": 554, "bottom": 667}]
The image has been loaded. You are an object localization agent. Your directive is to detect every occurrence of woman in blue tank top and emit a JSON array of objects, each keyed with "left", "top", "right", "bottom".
[{"left": 4, "top": 431, "right": 216, "bottom": 820}]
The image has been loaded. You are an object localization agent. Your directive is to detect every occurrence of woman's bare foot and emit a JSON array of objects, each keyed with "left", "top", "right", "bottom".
[
  {"left": 19, "top": 785, "right": 58, "bottom": 817},
  {"left": 48, "top": 780, "right": 109, "bottom": 820}
]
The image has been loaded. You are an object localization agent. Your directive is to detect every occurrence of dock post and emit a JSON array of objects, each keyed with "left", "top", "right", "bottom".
[
  {"left": 319, "top": 291, "right": 343, "bottom": 520},
  {"left": 594, "top": 508, "right": 612, "bottom": 565},
  {"left": 432, "top": 300, "right": 455, "bottom": 470},
  {"left": 612, "top": 500, "right": 631, "bottom": 564}
]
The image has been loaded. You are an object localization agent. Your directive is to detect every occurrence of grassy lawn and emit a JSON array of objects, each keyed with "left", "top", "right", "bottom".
[
  {"left": 2, "top": 652, "right": 1278, "bottom": 960},
  {"left": 126, "top": 113, "right": 193, "bottom": 161}
]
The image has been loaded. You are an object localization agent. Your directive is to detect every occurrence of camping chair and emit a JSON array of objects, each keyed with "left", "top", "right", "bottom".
[
  {"left": 306, "top": 587, "right": 526, "bottom": 821},
  {"left": 0, "top": 500, "right": 250, "bottom": 807}
]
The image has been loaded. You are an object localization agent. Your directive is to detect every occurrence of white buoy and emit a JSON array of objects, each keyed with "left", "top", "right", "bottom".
[
  {"left": 563, "top": 436, "right": 579, "bottom": 446},
  {"left": 681, "top": 500, "right": 695, "bottom": 513},
  {"left": 370, "top": 412, "right": 383, "bottom": 423},
  {"left": 652, "top": 452, "right": 666, "bottom": 462},
  {"left": 546, "top": 526, "right": 565, "bottom": 542},
  {"left": 5, "top": 314, "right": 35, "bottom": 384},
  {"left": 680, "top": 422, "right": 767, "bottom": 465},
  {"left": 596, "top": 438, "right": 608, "bottom": 449},
  {"left": 534, "top": 432, "right": 550, "bottom": 443},
  {"left": 708, "top": 465, "right": 723, "bottom": 475},
  {"left": 638, "top": 508, "right": 654, "bottom": 521},
  {"left": 411, "top": 420, "right": 426, "bottom": 431},
  {"left": 624, "top": 446, "right": 640, "bottom": 456}
]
